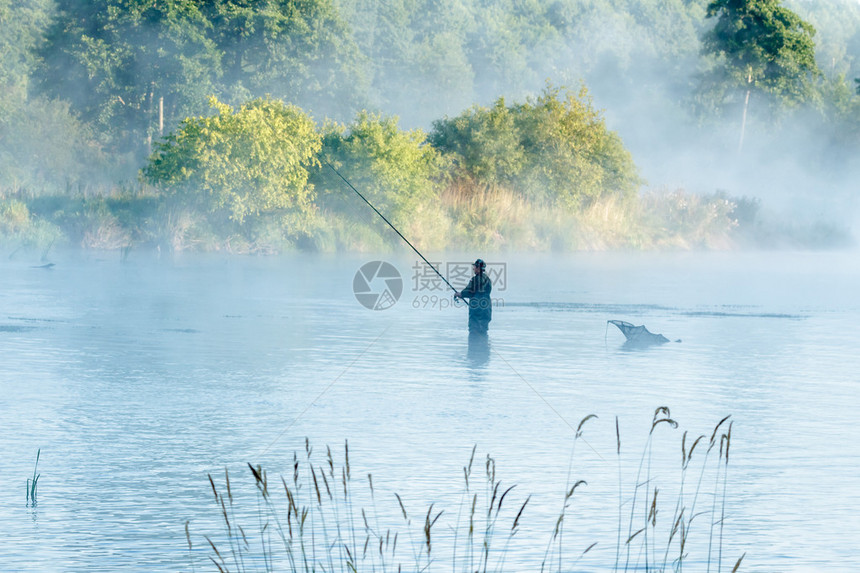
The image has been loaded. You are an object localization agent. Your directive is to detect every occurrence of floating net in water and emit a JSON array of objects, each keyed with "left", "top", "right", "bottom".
[{"left": 607, "top": 319, "right": 670, "bottom": 345}]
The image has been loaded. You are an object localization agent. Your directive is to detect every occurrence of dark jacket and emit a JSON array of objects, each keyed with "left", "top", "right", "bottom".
[{"left": 460, "top": 273, "right": 492, "bottom": 331}]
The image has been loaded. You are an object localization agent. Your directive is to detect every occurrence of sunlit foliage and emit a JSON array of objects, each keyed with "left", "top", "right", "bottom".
[
  {"left": 2, "top": 0, "right": 859, "bottom": 251},
  {"left": 35, "top": 0, "right": 361, "bottom": 162},
  {"left": 144, "top": 97, "right": 321, "bottom": 226},
  {"left": 699, "top": 0, "right": 820, "bottom": 113},
  {"left": 430, "top": 85, "right": 639, "bottom": 209},
  {"left": 314, "top": 111, "right": 446, "bottom": 236}
]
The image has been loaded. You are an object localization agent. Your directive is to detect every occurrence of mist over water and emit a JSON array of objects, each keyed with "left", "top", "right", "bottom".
[
  {"left": 3, "top": 0, "right": 860, "bottom": 569},
  {"left": 1, "top": 251, "right": 859, "bottom": 571}
]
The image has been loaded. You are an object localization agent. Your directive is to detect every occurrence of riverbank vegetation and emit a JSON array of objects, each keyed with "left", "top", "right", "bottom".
[
  {"left": 2, "top": 0, "right": 858, "bottom": 253},
  {"left": 190, "top": 410, "right": 742, "bottom": 571}
]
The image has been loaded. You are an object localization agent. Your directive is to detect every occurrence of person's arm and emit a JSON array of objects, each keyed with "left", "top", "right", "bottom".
[
  {"left": 458, "top": 276, "right": 478, "bottom": 299},
  {"left": 455, "top": 276, "right": 476, "bottom": 300}
]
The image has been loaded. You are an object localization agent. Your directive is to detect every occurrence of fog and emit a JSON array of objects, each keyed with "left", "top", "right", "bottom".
[
  {"left": 4, "top": 4, "right": 860, "bottom": 570},
  {"left": 2, "top": 0, "right": 859, "bottom": 246},
  {"left": 330, "top": 0, "right": 860, "bottom": 240},
  {"left": 3, "top": 251, "right": 860, "bottom": 571}
]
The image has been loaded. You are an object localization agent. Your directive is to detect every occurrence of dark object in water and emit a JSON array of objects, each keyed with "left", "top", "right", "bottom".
[
  {"left": 32, "top": 263, "right": 55, "bottom": 269},
  {"left": 467, "top": 330, "right": 490, "bottom": 367},
  {"left": 608, "top": 320, "right": 671, "bottom": 346}
]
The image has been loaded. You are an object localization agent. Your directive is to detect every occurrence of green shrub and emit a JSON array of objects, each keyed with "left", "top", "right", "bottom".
[
  {"left": 313, "top": 111, "right": 448, "bottom": 249},
  {"left": 0, "top": 197, "right": 63, "bottom": 250},
  {"left": 430, "top": 85, "right": 641, "bottom": 209},
  {"left": 144, "top": 97, "right": 322, "bottom": 228},
  {"left": 638, "top": 189, "right": 738, "bottom": 249},
  {"left": 0, "top": 198, "right": 31, "bottom": 235}
]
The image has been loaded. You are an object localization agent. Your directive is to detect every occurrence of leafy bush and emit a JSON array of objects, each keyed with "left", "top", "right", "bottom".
[
  {"left": 0, "top": 96, "right": 113, "bottom": 193},
  {"left": 0, "top": 197, "right": 63, "bottom": 249},
  {"left": 313, "top": 111, "right": 447, "bottom": 248},
  {"left": 0, "top": 198, "right": 33, "bottom": 237},
  {"left": 430, "top": 85, "right": 640, "bottom": 209},
  {"left": 638, "top": 189, "right": 739, "bottom": 248},
  {"left": 144, "top": 97, "right": 322, "bottom": 228}
]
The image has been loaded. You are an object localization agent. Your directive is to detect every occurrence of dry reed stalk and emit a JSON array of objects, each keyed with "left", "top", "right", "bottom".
[
  {"left": 615, "top": 416, "right": 623, "bottom": 573},
  {"left": 194, "top": 420, "right": 741, "bottom": 573}
]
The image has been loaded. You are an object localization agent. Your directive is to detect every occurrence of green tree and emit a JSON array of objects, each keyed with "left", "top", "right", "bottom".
[
  {"left": 0, "top": 0, "right": 53, "bottom": 102},
  {"left": 200, "top": 0, "right": 366, "bottom": 121},
  {"left": 700, "top": 0, "right": 819, "bottom": 150},
  {"left": 38, "top": 0, "right": 221, "bottom": 160},
  {"left": 143, "top": 97, "right": 321, "bottom": 226},
  {"left": 37, "top": 0, "right": 366, "bottom": 160},
  {"left": 430, "top": 85, "right": 639, "bottom": 209},
  {"left": 0, "top": 0, "right": 111, "bottom": 192},
  {"left": 336, "top": 0, "right": 476, "bottom": 126},
  {"left": 314, "top": 111, "right": 445, "bottom": 234},
  {"left": 428, "top": 98, "right": 524, "bottom": 188},
  {"left": 517, "top": 86, "right": 640, "bottom": 207}
]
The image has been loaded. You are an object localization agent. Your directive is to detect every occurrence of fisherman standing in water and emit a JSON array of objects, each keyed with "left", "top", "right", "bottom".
[{"left": 454, "top": 259, "right": 492, "bottom": 334}]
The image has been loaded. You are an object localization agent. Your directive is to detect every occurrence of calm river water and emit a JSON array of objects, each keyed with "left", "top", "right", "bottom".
[{"left": 1, "top": 250, "right": 859, "bottom": 572}]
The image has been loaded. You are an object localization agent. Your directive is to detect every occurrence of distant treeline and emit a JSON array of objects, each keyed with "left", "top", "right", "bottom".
[
  {"left": 1, "top": 0, "right": 858, "bottom": 252},
  {"left": 6, "top": 88, "right": 840, "bottom": 253}
]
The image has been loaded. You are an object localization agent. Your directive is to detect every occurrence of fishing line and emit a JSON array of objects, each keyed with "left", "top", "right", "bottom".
[
  {"left": 257, "top": 326, "right": 391, "bottom": 458},
  {"left": 320, "top": 156, "right": 460, "bottom": 297},
  {"left": 317, "top": 165, "right": 390, "bottom": 242},
  {"left": 489, "top": 347, "right": 606, "bottom": 462},
  {"left": 322, "top": 156, "right": 605, "bottom": 459}
]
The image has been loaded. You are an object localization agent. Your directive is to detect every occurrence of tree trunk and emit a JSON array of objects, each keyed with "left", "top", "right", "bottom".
[{"left": 738, "top": 70, "right": 752, "bottom": 155}]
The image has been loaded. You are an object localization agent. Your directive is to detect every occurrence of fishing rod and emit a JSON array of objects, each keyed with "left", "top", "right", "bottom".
[{"left": 321, "top": 156, "right": 461, "bottom": 297}]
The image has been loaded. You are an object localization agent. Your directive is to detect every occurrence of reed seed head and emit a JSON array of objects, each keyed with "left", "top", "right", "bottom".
[
  {"left": 395, "top": 492, "right": 408, "bottom": 521},
  {"left": 576, "top": 413, "right": 597, "bottom": 437}
]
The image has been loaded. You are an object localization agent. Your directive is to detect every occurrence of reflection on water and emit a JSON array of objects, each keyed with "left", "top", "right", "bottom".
[
  {"left": 1, "top": 251, "right": 859, "bottom": 571},
  {"left": 467, "top": 331, "right": 491, "bottom": 368}
]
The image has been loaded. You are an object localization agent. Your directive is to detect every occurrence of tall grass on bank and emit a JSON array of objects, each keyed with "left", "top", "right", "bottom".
[
  {"left": 191, "top": 411, "right": 743, "bottom": 572},
  {"left": 0, "top": 198, "right": 64, "bottom": 252},
  {"left": 3, "top": 182, "right": 848, "bottom": 253},
  {"left": 440, "top": 184, "right": 743, "bottom": 251}
]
